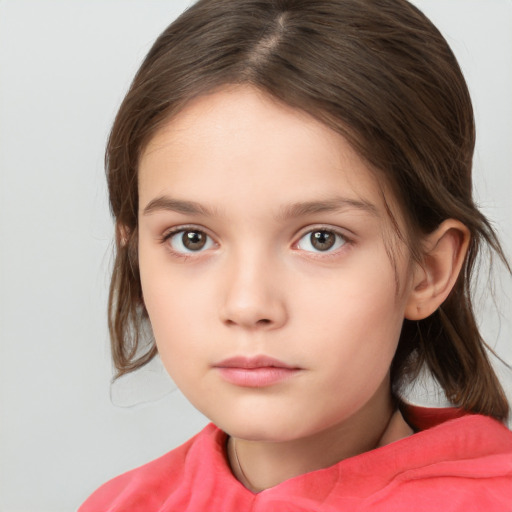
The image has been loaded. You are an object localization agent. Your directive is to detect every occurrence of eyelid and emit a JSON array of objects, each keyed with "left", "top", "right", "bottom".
[
  {"left": 161, "top": 223, "right": 215, "bottom": 240},
  {"left": 160, "top": 224, "right": 218, "bottom": 255},
  {"left": 294, "top": 224, "right": 353, "bottom": 242},
  {"left": 293, "top": 225, "right": 353, "bottom": 254}
]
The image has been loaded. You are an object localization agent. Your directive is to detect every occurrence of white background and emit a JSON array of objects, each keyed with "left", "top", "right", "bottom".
[{"left": 0, "top": 1, "right": 511, "bottom": 511}]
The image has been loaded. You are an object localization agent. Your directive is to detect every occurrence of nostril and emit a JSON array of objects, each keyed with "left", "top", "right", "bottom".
[{"left": 223, "top": 316, "right": 275, "bottom": 328}]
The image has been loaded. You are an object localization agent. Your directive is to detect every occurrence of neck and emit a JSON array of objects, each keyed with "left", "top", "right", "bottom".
[{"left": 227, "top": 389, "right": 413, "bottom": 492}]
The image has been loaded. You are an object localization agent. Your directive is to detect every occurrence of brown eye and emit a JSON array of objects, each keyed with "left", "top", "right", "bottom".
[
  {"left": 182, "top": 230, "right": 206, "bottom": 250},
  {"left": 311, "top": 231, "right": 335, "bottom": 251},
  {"left": 168, "top": 229, "right": 214, "bottom": 253},
  {"left": 297, "top": 229, "right": 346, "bottom": 253}
]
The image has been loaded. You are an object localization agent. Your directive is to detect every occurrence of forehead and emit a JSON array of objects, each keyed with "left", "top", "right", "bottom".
[{"left": 138, "top": 86, "right": 393, "bottom": 220}]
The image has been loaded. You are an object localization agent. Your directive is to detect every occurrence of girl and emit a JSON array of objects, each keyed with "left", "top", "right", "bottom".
[{"left": 79, "top": 0, "right": 512, "bottom": 510}]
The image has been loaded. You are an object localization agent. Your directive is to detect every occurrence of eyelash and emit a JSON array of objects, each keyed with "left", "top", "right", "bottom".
[
  {"left": 294, "top": 226, "right": 351, "bottom": 257},
  {"left": 159, "top": 225, "right": 352, "bottom": 259},
  {"left": 160, "top": 226, "right": 217, "bottom": 258}
]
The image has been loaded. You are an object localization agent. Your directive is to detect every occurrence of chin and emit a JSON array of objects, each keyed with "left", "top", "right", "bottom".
[
  {"left": 207, "top": 411, "right": 288, "bottom": 441},
  {"left": 209, "top": 410, "right": 323, "bottom": 443}
]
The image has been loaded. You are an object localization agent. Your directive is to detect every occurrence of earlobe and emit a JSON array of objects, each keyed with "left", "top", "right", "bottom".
[{"left": 405, "top": 220, "right": 470, "bottom": 321}]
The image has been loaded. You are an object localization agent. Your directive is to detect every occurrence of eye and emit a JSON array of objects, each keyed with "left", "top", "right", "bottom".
[
  {"left": 296, "top": 229, "right": 347, "bottom": 253},
  {"left": 166, "top": 229, "right": 215, "bottom": 253}
]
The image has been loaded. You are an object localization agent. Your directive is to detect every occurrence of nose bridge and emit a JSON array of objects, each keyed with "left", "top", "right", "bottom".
[{"left": 220, "top": 242, "right": 287, "bottom": 329}]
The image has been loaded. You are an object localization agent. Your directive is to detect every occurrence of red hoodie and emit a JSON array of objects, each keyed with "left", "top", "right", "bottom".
[{"left": 79, "top": 409, "right": 512, "bottom": 511}]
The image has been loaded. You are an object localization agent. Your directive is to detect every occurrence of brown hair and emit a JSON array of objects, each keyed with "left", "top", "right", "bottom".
[{"left": 106, "top": 0, "right": 510, "bottom": 420}]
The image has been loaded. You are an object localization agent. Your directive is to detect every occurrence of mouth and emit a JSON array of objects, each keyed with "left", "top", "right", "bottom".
[{"left": 212, "top": 355, "right": 302, "bottom": 388}]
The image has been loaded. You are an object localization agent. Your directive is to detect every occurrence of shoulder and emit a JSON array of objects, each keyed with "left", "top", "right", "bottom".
[
  {"left": 366, "top": 412, "right": 512, "bottom": 511},
  {"left": 300, "top": 412, "right": 512, "bottom": 511},
  {"left": 78, "top": 423, "right": 226, "bottom": 512}
]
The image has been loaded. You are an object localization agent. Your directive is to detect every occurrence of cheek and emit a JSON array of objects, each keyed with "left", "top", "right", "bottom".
[
  {"left": 294, "top": 255, "right": 406, "bottom": 370},
  {"left": 139, "top": 256, "right": 215, "bottom": 369},
  {"left": 142, "top": 278, "right": 204, "bottom": 346},
  {"left": 140, "top": 238, "right": 199, "bottom": 321},
  {"left": 296, "top": 255, "right": 404, "bottom": 329}
]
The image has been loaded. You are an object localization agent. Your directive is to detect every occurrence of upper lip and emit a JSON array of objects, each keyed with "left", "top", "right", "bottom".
[{"left": 213, "top": 355, "right": 299, "bottom": 369}]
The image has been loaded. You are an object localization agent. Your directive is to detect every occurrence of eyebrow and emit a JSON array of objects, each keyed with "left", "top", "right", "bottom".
[
  {"left": 277, "top": 197, "right": 379, "bottom": 220},
  {"left": 142, "top": 195, "right": 379, "bottom": 219},
  {"left": 143, "top": 197, "right": 218, "bottom": 216}
]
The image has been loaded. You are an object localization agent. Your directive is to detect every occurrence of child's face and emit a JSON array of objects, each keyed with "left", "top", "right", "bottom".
[{"left": 138, "top": 86, "right": 416, "bottom": 442}]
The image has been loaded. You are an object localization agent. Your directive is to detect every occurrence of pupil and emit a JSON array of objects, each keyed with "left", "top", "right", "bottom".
[
  {"left": 183, "top": 231, "right": 206, "bottom": 250},
  {"left": 311, "top": 230, "right": 335, "bottom": 251}
]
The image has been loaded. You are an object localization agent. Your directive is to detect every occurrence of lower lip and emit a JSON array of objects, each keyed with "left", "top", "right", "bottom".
[{"left": 216, "top": 367, "right": 300, "bottom": 387}]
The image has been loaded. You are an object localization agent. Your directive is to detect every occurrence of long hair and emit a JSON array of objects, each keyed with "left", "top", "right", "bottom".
[{"left": 106, "top": 0, "right": 509, "bottom": 421}]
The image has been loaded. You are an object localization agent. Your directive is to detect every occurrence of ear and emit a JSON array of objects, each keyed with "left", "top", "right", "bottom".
[{"left": 405, "top": 219, "right": 470, "bottom": 321}]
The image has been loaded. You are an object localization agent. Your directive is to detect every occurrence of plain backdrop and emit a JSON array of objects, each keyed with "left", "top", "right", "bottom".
[{"left": 0, "top": 1, "right": 511, "bottom": 511}]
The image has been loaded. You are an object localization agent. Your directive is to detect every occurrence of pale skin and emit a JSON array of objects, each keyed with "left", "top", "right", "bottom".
[{"left": 136, "top": 86, "right": 470, "bottom": 492}]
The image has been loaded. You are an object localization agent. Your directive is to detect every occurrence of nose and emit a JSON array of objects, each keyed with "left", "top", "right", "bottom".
[{"left": 219, "top": 251, "right": 288, "bottom": 330}]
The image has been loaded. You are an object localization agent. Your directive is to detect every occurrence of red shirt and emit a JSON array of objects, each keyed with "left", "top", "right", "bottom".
[{"left": 79, "top": 411, "right": 512, "bottom": 511}]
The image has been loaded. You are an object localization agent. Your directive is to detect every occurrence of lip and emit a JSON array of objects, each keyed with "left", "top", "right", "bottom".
[{"left": 213, "top": 356, "right": 301, "bottom": 388}]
